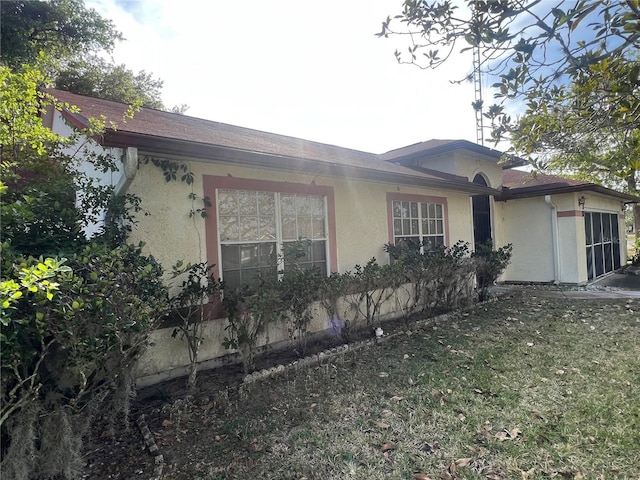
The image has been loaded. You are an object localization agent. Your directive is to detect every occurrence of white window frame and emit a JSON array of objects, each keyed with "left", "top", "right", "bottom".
[
  {"left": 216, "top": 188, "right": 329, "bottom": 287},
  {"left": 391, "top": 199, "right": 446, "bottom": 252}
]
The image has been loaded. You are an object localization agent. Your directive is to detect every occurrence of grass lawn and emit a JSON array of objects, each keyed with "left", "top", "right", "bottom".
[{"left": 149, "top": 292, "right": 639, "bottom": 480}]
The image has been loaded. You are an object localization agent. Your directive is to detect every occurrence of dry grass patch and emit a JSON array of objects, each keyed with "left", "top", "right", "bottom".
[{"left": 150, "top": 292, "right": 639, "bottom": 479}]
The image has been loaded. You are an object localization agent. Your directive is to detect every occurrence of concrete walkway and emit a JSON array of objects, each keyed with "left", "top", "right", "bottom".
[{"left": 493, "top": 267, "right": 640, "bottom": 299}]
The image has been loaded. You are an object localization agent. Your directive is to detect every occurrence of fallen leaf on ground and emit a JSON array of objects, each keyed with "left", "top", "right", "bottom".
[
  {"left": 161, "top": 419, "right": 173, "bottom": 428},
  {"left": 390, "top": 395, "right": 404, "bottom": 402},
  {"left": 495, "top": 427, "right": 521, "bottom": 441},
  {"left": 379, "top": 372, "right": 389, "bottom": 377},
  {"left": 413, "top": 474, "right": 431, "bottom": 480},
  {"left": 374, "top": 421, "right": 390, "bottom": 429},
  {"left": 381, "top": 442, "right": 396, "bottom": 452},
  {"left": 380, "top": 409, "right": 393, "bottom": 417},
  {"left": 455, "top": 457, "right": 473, "bottom": 467}
]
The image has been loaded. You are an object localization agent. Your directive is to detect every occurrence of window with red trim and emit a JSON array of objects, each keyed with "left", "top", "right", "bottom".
[
  {"left": 391, "top": 199, "right": 446, "bottom": 251},
  {"left": 216, "top": 188, "right": 328, "bottom": 289}
]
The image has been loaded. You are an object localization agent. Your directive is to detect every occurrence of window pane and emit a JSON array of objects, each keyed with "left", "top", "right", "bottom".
[
  {"left": 258, "top": 216, "right": 276, "bottom": 240},
  {"left": 602, "top": 214, "right": 611, "bottom": 242},
  {"left": 611, "top": 215, "right": 620, "bottom": 241},
  {"left": 311, "top": 197, "right": 324, "bottom": 217},
  {"left": 435, "top": 204, "right": 443, "bottom": 218},
  {"left": 410, "top": 219, "right": 419, "bottom": 235},
  {"left": 403, "top": 219, "right": 410, "bottom": 234},
  {"left": 239, "top": 215, "right": 259, "bottom": 241},
  {"left": 422, "top": 219, "right": 428, "bottom": 234},
  {"left": 394, "top": 219, "right": 402, "bottom": 235},
  {"left": 298, "top": 217, "right": 312, "bottom": 238},
  {"left": 428, "top": 203, "right": 436, "bottom": 218},
  {"left": 240, "top": 244, "right": 259, "bottom": 267},
  {"left": 584, "top": 213, "right": 592, "bottom": 245},
  {"left": 312, "top": 217, "right": 325, "bottom": 238},
  {"left": 595, "top": 244, "right": 604, "bottom": 276},
  {"left": 593, "top": 214, "right": 602, "bottom": 244},
  {"left": 221, "top": 244, "right": 240, "bottom": 269},
  {"left": 296, "top": 196, "right": 311, "bottom": 216},
  {"left": 410, "top": 202, "right": 418, "bottom": 218},
  {"left": 393, "top": 201, "right": 402, "bottom": 218},
  {"left": 281, "top": 194, "right": 296, "bottom": 216},
  {"left": 219, "top": 216, "right": 239, "bottom": 241},
  {"left": 421, "top": 203, "right": 428, "bottom": 218},
  {"left": 429, "top": 219, "right": 436, "bottom": 234},
  {"left": 258, "top": 243, "right": 276, "bottom": 266},
  {"left": 401, "top": 202, "right": 410, "bottom": 217},
  {"left": 312, "top": 241, "right": 326, "bottom": 261},
  {"left": 238, "top": 191, "right": 257, "bottom": 215},
  {"left": 282, "top": 216, "right": 297, "bottom": 240},
  {"left": 218, "top": 190, "right": 237, "bottom": 215},
  {"left": 258, "top": 192, "right": 275, "bottom": 216},
  {"left": 604, "top": 243, "right": 613, "bottom": 273},
  {"left": 436, "top": 219, "right": 444, "bottom": 235},
  {"left": 586, "top": 246, "right": 593, "bottom": 280}
]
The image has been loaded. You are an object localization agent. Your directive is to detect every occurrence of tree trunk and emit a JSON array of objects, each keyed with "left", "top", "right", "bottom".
[{"left": 626, "top": 171, "right": 639, "bottom": 249}]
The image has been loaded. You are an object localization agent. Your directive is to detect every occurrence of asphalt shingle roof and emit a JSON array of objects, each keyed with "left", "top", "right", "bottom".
[{"left": 46, "top": 89, "right": 501, "bottom": 194}]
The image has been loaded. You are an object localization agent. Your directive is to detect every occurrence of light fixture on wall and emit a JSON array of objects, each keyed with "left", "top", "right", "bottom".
[{"left": 578, "top": 195, "right": 586, "bottom": 210}]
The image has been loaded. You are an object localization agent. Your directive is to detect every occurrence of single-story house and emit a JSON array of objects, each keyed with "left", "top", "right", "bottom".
[{"left": 44, "top": 89, "right": 639, "bottom": 384}]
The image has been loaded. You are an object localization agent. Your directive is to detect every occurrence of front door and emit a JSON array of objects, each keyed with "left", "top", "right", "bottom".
[{"left": 472, "top": 174, "right": 491, "bottom": 248}]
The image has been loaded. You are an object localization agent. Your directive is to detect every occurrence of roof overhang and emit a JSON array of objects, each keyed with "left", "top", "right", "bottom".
[
  {"left": 97, "top": 129, "right": 500, "bottom": 196},
  {"left": 497, "top": 183, "right": 640, "bottom": 203},
  {"left": 383, "top": 140, "right": 528, "bottom": 169}
]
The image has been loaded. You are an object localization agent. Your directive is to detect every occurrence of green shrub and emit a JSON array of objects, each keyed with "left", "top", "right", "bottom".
[
  {"left": 0, "top": 242, "right": 167, "bottom": 479},
  {"left": 472, "top": 240, "right": 513, "bottom": 301}
]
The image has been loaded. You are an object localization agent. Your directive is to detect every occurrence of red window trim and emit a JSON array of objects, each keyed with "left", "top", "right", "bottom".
[
  {"left": 558, "top": 210, "right": 583, "bottom": 218},
  {"left": 386, "top": 192, "right": 450, "bottom": 246},
  {"left": 203, "top": 175, "right": 338, "bottom": 279}
]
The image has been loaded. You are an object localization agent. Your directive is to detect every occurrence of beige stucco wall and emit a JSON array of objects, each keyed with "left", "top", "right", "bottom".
[
  {"left": 419, "top": 150, "right": 503, "bottom": 188},
  {"left": 127, "top": 155, "right": 476, "bottom": 275},
  {"left": 496, "top": 192, "right": 626, "bottom": 285},
  {"left": 495, "top": 196, "right": 555, "bottom": 282},
  {"left": 125, "top": 153, "right": 478, "bottom": 382}
]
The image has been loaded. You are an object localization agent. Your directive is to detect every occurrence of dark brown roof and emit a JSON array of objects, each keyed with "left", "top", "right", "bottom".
[
  {"left": 499, "top": 169, "right": 639, "bottom": 202},
  {"left": 47, "top": 89, "right": 499, "bottom": 195}
]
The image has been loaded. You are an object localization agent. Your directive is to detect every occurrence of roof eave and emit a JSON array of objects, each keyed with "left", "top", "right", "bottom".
[
  {"left": 385, "top": 142, "right": 527, "bottom": 169},
  {"left": 497, "top": 184, "right": 640, "bottom": 203},
  {"left": 102, "top": 131, "right": 498, "bottom": 195}
]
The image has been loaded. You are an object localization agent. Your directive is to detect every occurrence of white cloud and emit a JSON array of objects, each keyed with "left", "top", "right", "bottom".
[{"left": 86, "top": 0, "right": 483, "bottom": 153}]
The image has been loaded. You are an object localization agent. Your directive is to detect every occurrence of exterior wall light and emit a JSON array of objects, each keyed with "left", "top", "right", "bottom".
[{"left": 578, "top": 196, "right": 586, "bottom": 210}]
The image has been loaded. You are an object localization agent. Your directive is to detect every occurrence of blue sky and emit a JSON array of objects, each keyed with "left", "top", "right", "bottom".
[{"left": 86, "top": 0, "right": 487, "bottom": 153}]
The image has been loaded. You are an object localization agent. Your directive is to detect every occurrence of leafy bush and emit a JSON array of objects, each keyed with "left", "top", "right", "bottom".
[
  {"left": 473, "top": 240, "right": 513, "bottom": 301},
  {"left": 222, "top": 274, "right": 286, "bottom": 374},
  {"left": 0, "top": 243, "right": 167, "bottom": 479},
  {"left": 168, "top": 261, "right": 221, "bottom": 391},
  {"left": 386, "top": 240, "right": 476, "bottom": 314},
  {"left": 0, "top": 62, "right": 167, "bottom": 479},
  {"left": 280, "top": 241, "right": 324, "bottom": 356}
]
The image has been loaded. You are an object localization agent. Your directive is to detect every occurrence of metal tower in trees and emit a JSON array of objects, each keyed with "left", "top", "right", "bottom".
[{"left": 472, "top": 45, "right": 484, "bottom": 146}]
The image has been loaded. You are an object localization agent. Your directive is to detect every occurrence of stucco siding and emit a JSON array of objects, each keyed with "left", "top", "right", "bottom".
[
  {"left": 128, "top": 156, "right": 476, "bottom": 275},
  {"left": 499, "top": 197, "right": 555, "bottom": 282}
]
